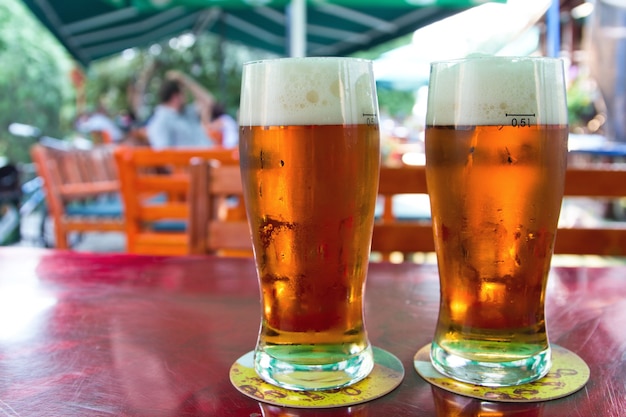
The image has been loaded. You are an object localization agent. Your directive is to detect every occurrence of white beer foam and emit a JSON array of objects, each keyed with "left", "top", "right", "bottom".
[
  {"left": 240, "top": 57, "right": 378, "bottom": 126},
  {"left": 426, "top": 57, "right": 568, "bottom": 126}
]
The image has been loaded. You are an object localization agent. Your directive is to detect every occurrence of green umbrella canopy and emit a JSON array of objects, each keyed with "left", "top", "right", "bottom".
[{"left": 21, "top": 0, "right": 505, "bottom": 67}]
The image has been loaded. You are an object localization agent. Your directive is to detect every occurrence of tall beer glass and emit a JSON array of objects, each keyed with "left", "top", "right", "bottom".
[
  {"left": 425, "top": 57, "right": 568, "bottom": 386},
  {"left": 239, "top": 57, "right": 380, "bottom": 391}
]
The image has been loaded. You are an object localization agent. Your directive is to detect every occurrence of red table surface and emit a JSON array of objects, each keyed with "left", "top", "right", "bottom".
[{"left": 0, "top": 247, "right": 623, "bottom": 417}]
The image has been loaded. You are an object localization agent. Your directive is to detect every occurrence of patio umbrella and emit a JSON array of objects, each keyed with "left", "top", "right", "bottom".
[
  {"left": 374, "top": 0, "right": 548, "bottom": 90},
  {"left": 20, "top": 0, "right": 505, "bottom": 67}
]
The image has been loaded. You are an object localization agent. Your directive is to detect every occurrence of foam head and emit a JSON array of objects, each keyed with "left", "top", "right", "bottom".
[
  {"left": 426, "top": 56, "right": 568, "bottom": 126},
  {"left": 239, "top": 57, "right": 379, "bottom": 126}
]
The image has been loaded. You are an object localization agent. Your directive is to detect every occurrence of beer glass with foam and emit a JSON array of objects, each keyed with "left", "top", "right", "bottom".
[
  {"left": 424, "top": 57, "right": 568, "bottom": 386},
  {"left": 239, "top": 57, "right": 380, "bottom": 391}
]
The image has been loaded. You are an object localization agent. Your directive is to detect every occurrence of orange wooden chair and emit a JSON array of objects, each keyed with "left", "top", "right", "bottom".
[
  {"left": 113, "top": 146, "right": 239, "bottom": 255},
  {"left": 187, "top": 158, "right": 252, "bottom": 257},
  {"left": 30, "top": 144, "right": 124, "bottom": 249}
]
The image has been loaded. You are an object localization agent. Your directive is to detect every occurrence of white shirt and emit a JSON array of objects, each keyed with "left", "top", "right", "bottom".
[
  {"left": 78, "top": 113, "right": 124, "bottom": 142},
  {"left": 217, "top": 114, "right": 239, "bottom": 149},
  {"left": 146, "top": 105, "right": 212, "bottom": 149}
]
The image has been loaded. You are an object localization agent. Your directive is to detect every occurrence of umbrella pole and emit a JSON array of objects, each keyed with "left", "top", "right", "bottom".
[
  {"left": 546, "top": 0, "right": 560, "bottom": 57},
  {"left": 288, "top": 0, "right": 306, "bottom": 57}
]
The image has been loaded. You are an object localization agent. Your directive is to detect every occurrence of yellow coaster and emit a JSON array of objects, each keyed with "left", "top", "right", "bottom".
[
  {"left": 414, "top": 344, "right": 590, "bottom": 403},
  {"left": 230, "top": 347, "right": 404, "bottom": 408}
]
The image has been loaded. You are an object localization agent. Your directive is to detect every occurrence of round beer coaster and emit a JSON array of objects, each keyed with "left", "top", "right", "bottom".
[
  {"left": 230, "top": 347, "right": 404, "bottom": 408},
  {"left": 413, "top": 344, "right": 589, "bottom": 403}
]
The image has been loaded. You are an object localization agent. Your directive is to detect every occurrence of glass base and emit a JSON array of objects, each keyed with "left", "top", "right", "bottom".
[
  {"left": 254, "top": 345, "right": 374, "bottom": 391},
  {"left": 430, "top": 342, "right": 552, "bottom": 387}
]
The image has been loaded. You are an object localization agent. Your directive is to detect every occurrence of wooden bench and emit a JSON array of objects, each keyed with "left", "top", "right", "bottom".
[
  {"left": 186, "top": 162, "right": 423, "bottom": 260},
  {"left": 186, "top": 161, "right": 626, "bottom": 261},
  {"left": 30, "top": 143, "right": 124, "bottom": 249},
  {"left": 187, "top": 159, "right": 251, "bottom": 257},
  {"left": 374, "top": 165, "right": 626, "bottom": 260},
  {"left": 113, "top": 146, "right": 240, "bottom": 256},
  {"left": 373, "top": 166, "right": 434, "bottom": 261},
  {"left": 556, "top": 168, "right": 626, "bottom": 255}
]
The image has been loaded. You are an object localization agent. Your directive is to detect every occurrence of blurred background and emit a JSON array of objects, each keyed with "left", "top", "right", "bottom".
[
  {"left": 1, "top": 0, "right": 624, "bottom": 249},
  {"left": 2, "top": 0, "right": 620, "bottom": 166}
]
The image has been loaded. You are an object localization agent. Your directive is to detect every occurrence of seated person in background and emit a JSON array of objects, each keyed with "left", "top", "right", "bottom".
[
  {"left": 204, "top": 103, "right": 239, "bottom": 149},
  {"left": 76, "top": 105, "right": 125, "bottom": 144},
  {"left": 146, "top": 71, "right": 215, "bottom": 149}
]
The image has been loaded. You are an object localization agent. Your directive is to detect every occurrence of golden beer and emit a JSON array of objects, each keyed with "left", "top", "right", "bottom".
[
  {"left": 240, "top": 125, "right": 379, "bottom": 353},
  {"left": 427, "top": 125, "right": 567, "bottom": 357},
  {"left": 239, "top": 57, "right": 380, "bottom": 391},
  {"left": 425, "top": 57, "right": 569, "bottom": 386}
]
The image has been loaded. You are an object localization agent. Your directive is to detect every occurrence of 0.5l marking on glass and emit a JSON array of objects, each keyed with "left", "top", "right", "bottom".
[{"left": 505, "top": 112, "right": 535, "bottom": 128}]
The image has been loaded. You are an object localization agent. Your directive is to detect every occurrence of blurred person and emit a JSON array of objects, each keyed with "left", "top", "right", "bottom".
[
  {"left": 146, "top": 71, "right": 215, "bottom": 149},
  {"left": 76, "top": 104, "right": 125, "bottom": 144},
  {"left": 205, "top": 102, "right": 239, "bottom": 149}
]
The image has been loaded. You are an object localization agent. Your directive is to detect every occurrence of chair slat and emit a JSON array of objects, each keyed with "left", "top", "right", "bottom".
[
  {"left": 131, "top": 148, "right": 239, "bottom": 165},
  {"left": 138, "top": 204, "right": 188, "bottom": 220},
  {"left": 208, "top": 222, "right": 252, "bottom": 251},
  {"left": 135, "top": 176, "right": 189, "bottom": 193},
  {"left": 555, "top": 227, "right": 626, "bottom": 256},
  {"left": 564, "top": 168, "right": 626, "bottom": 197}
]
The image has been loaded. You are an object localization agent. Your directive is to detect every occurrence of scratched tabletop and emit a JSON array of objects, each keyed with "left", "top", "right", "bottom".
[{"left": 0, "top": 247, "right": 623, "bottom": 417}]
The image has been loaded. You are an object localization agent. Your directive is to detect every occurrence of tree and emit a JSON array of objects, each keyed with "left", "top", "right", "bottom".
[
  {"left": 83, "top": 33, "right": 272, "bottom": 128},
  {"left": 0, "top": 0, "right": 416, "bottom": 167},
  {"left": 84, "top": 30, "right": 416, "bottom": 131},
  {"left": 0, "top": 0, "right": 74, "bottom": 164}
]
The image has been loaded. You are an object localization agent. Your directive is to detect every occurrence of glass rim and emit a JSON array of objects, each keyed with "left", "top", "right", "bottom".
[
  {"left": 243, "top": 56, "right": 373, "bottom": 67},
  {"left": 429, "top": 55, "right": 564, "bottom": 66}
]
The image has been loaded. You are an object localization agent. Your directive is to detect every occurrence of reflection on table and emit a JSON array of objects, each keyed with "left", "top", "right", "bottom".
[{"left": 0, "top": 247, "right": 623, "bottom": 416}]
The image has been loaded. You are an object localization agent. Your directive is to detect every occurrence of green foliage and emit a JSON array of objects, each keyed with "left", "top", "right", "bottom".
[
  {"left": 567, "top": 75, "right": 597, "bottom": 130},
  {"left": 0, "top": 0, "right": 74, "bottom": 163},
  {"left": 84, "top": 35, "right": 271, "bottom": 124},
  {"left": 353, "top": 34, "right": 416, "bottom": 117},
  {"left": 377, "top": 88, "right": 416, "bottom": 119},
  {"left": 87, "top": 32, "right": 416, "bottom": 126},
  {"left": 0, "top": 0, "right": 417, "bottom": 166}
]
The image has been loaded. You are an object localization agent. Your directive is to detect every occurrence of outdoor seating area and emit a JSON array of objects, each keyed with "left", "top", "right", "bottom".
[{"left": 23, "top": 142, "right": 626, "bottom": 264}]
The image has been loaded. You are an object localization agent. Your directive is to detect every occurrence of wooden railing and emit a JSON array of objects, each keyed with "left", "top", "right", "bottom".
[{"left": 374, "top": 165, "right": 626, "bottom": 260}]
